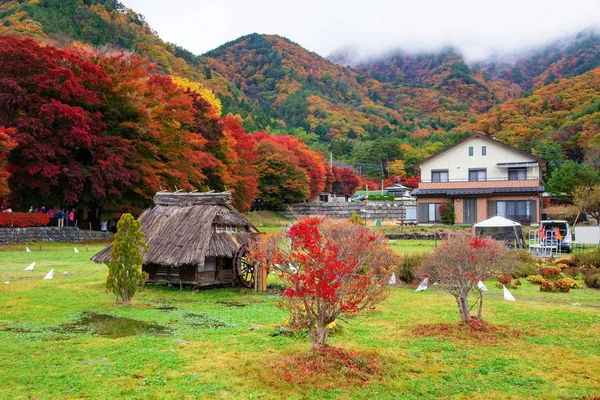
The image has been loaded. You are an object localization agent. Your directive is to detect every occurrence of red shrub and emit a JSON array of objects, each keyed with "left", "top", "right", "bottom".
[
  {"left": 540, "top": 280, "right": 571, "bottom": 293},
  {"left": 0, "top": 212, "right": 50, "bottom": 227},
  {"left": 498, "top": 275, "right": 512, "bottom": 285},
  {"left": 515, "top": 280, "right": 522, "bottom": 286},
  {"left": 553, "top": 280, "right": 571, "bottom": 293},
  {"left": 540, "top": 268, "right": 561, "bottom": 280}
]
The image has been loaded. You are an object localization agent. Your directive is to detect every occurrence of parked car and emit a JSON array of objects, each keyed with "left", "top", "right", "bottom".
[{"left": 540, "top": 220, "right": 572, "bottom": 253}]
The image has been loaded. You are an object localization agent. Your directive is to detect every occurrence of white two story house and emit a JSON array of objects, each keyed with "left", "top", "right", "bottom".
[{"left": 412, "top": 133, "right": 547, "bottom": 225}]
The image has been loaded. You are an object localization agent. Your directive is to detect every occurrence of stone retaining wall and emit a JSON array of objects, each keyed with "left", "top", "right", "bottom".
[
  {"left": 280, "top": 201, "right": 416, "bottom": 221},
  {"left": 0, "top": 227, "right": 113, "bottom": 245}
]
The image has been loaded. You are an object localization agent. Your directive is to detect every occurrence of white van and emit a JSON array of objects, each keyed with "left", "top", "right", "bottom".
[{"left": 540, "top": 220, "right": 572, "bottom": 253}]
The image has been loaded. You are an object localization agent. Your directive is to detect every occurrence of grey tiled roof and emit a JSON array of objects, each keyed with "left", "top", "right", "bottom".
[{"left": 412, "top": 186, "right": 545, "bottom": 196}]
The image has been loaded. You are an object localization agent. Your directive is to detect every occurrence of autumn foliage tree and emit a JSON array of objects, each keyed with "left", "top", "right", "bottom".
[
  {"left": 0, "top": 36, "right": 330, "bottom": 214},
  {"left": 0, "top": 36, "right": 113, "bottom": 206},
  {"left": 573, "top": 184, "right": 600, "bottom": 224},
  {"left": 249, "top": 217, "right": 398, "bottom": 348},
  {"left": 253, "top": 136, "right": 310, "bottom": 209},
  {"left": 0, "top": 127, "right": 16, "bottom": 197},
  {"left": 331, "top": 166, "right": 360, "bottom": 197},
  {"left": 418, "top": 233, "right": 515, "bottom": 323}
]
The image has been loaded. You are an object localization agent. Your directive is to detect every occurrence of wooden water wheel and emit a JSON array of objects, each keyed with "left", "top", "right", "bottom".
[{"left": 234, "top": 244, "right": 255, "bottom": 288}]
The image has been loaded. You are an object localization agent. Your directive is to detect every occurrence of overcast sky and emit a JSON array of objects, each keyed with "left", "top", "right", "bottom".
[{"left": 120, "top": 0, "right": 600, "bottom": 61}]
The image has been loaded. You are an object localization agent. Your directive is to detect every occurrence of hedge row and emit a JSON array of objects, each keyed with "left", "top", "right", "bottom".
[{"left": 0, "top": 213, "right": 50, "bottom": 227}]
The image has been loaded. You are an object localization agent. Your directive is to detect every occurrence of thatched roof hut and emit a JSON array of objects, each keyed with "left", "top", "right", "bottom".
[{"left": 92, "top": 192, "right": 260, "bottom": 288}]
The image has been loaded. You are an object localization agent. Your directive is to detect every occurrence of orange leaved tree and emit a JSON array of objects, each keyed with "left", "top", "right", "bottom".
[{"left": 249, "top": 217, "right": 398, "bottom": 349}]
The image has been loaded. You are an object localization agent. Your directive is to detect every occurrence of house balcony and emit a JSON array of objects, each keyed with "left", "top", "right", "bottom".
[{"left": 418, "top": 177, "right": 541, "bottom": 190}]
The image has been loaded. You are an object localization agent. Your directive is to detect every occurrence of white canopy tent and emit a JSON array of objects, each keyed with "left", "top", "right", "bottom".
[{"left": 473, "top": 216, "right": 525, "bottom": 249}]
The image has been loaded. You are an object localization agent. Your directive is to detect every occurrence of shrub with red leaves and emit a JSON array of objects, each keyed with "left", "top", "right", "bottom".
[
  {"left": 0, "top": 212, "right": 49, "bottom": 227},
  {"left": 540, "top": 268, "right": 561, "bottom": 280},
  {"left": 553, "top": 280, "right": 571, "bottom": 293},
  {"left": 515, "top": 279, "right": 522, "bottom": 286},
  {"left": 540, "top": 281, "right": 554, "bottom": 292},
  {"left": 497, "top": 275, "right": 512, "bottom": 285}
]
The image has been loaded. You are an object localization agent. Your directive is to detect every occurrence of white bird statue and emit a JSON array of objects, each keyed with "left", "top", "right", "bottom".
[
  {"left": 24, "top": 262, "right": 35, "bottom": 271},
  {"left": 43, "top": 269, "right": 54, "bottom": 280}
]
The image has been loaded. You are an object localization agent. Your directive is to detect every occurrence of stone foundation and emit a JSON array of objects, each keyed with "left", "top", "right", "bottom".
[{"left": 0, "top": 227, "right": 113, "bottom": 245}]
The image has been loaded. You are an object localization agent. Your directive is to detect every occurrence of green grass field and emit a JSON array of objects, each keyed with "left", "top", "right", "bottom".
[{"left": 1, "top": 242, "right": 599, "bottom": 399}]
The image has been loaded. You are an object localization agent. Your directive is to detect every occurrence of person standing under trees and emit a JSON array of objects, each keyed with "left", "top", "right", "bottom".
[
  {"left": 47, "top": 208, "right": 55, "bottom": 226},
  {"left": 57, "top": 208, "right": 65, "bottom": 227},
  {"left": 69, "top": 209, "right": 75, "bottom": 227}
]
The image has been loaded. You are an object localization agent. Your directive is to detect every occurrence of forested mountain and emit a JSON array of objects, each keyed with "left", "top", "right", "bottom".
[
  {"left": 1, "top": 0, "right": 600, "bottom": 184},
  {"left": 460, "top": 66, "right": 600, "bottom": 165}
]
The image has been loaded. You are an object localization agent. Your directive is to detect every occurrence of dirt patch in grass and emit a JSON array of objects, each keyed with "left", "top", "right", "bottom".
[
  {"left": 262, "top": 346, "right": 384, "bottom": 390},
  {"left": 412, "top": 320, "right": 533, "bottom": 345},
  {"left": 154, "top": 305, "right": 178, "bottom": 312},
  {"left": 215, "top": 300, "right": 252, "bottom": 307}
]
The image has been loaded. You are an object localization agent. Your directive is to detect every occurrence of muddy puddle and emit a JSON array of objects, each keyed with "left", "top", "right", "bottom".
[{"left": 56, "top": 312, "right": 172, "bottom": 338}]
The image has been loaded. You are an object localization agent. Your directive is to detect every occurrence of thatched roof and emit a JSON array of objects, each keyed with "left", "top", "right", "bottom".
[{"left": 92, "top": 192, "right": 258, "bottom": 267}]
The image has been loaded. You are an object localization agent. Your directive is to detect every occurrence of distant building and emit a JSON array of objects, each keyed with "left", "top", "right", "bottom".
[
  {"left": 385, "top": 184, "right": 412, "bottom": 199},
  {"left": 318, "top": 192, "right": 350, "bottom": 203},
  {"left": 412, "top": 133, "right": 546, "bottom": 225}
]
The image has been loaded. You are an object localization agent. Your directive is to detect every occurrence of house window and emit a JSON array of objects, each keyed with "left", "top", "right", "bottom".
[
  {"left": 508, "top": 168, "right": 527, "bottom": 180},
  {"left": 469, "top": 146, "right": 473, "bottom": 156},
  {"left": 496, "top": 200, "right": 531, "bottom": 222},
  {"left": 482, "top": 146, "right": 487, "bottom": 156},
  {"left": 199, "top": 256, "right": 216, "bottom": 272},
  {"left": 428, "top": 203, "right": 441, "bottom": 222},
  {"left": 431, "top": 170, "right": 449, "bottom": 182},
  {"left": 468, "top": 169, "right": 487, "bottom": 182}
]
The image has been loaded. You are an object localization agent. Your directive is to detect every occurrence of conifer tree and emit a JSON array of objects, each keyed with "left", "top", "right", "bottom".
[{"left": 106, "top": 214, "right": 148, "bottom": 304}]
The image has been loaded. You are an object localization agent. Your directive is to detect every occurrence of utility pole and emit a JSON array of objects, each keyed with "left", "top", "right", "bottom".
[{"left": 329, "top": 151, "right": 333, "bottom": 170}]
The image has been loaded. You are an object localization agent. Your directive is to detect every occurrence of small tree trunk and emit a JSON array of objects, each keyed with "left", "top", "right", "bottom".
[
  {"left": 309, "top": 322, "right": 329, "bottom": 349},
  {"left": 455, "top": 295, "right": 471, "bottom": 322},
  {"left": 476, "top": 290, "right": 483, "bottom": 321}
]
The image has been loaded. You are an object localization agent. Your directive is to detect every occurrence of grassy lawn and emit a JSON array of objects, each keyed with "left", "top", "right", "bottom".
[{"left": 0, "top": 242, "right": 599, "bottom": 399}]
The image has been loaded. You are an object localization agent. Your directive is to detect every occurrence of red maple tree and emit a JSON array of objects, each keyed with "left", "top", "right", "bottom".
[
  {"left": 331, "top": 166, "right": 360, "bottom": 197},
  {"left": 250, "top": 217, "right": 398, "bottom": 348},
  {"left": 0, "top": 127, "right": 16, "bottom": 198}
]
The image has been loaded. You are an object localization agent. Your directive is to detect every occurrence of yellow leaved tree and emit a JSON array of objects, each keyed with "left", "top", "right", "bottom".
[{"left": 171, "top": 76, "right": 222, "bottom": 117}]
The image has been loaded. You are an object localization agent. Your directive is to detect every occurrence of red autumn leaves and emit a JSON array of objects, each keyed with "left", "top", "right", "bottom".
[{"left": 0, "top": 36, "right": 360, "bottom": 214}]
